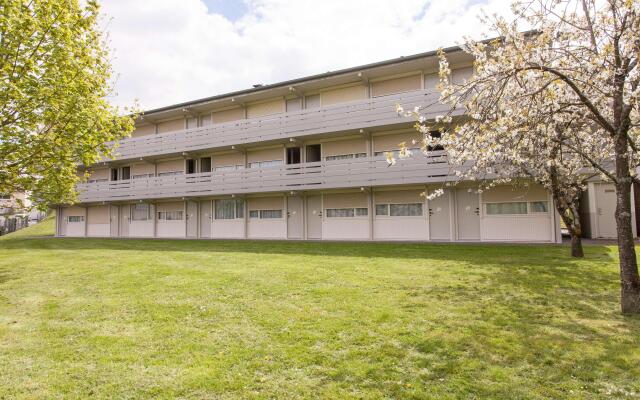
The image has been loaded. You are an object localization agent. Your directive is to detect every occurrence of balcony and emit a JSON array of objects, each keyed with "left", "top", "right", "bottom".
[
  {"left": 109, "top": 89, "right": 451, "bottom": 161},
  {"left": 78, "top": 152, "right": 457, "bottom": 203}
]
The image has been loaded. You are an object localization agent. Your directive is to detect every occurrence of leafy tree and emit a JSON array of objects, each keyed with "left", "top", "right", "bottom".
[
  {"left": 399, "top": 0, "right": 640, "bottom": 313},
  {"left": 0, "top": 0, "right": 135, "bottom": 209}
]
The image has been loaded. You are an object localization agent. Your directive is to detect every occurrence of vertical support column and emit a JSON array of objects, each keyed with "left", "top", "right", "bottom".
[
  {"left": 550, "top": 191, "right": 562, "bottom": 243},
  {"left": 243, "top": 197, "right": 248, "bottom": 239},
  {"left": 153, "top": 203, "right": 157, "bottom": 238},
  {"left": 368, "top": 189, "right": 374, "bottom": 240},
  {"left": 184, "top": 200, "right": 188, "bottom": 238},
  {"left": 196, "top": 201, "right": 201, "bottom": 239},
  {"left": 56, "top": 206, "right": 62, "bottom": 237},
  {"left": 587, "top": 182, "right": 598, "bottom": 239},
  {"left": 424, "top": 186, "right": 430, "bottom": 241},
  {"left": 284, "top": 194, "right": 288, "bottom": 239},
  {"left": 478, "top": 190, "right": 484, "bottom": 242},
  {"left": 449, "top": 187, "right": 456, "bottom": 242},
  {"left": 83, "top": 206, "right": 88, "bottom": 237},
  {"left": 302, "top": 194, "right": 307, "bottom": 240}
]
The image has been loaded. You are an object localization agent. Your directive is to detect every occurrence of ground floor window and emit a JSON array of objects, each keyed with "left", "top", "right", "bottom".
[
  {"left": 157, "top": 211, "right": 183, "bottom": 220},
  {"left": 215, "top": 199, "right": 244, "bottom": 219},
  {"left": 485, "top": 201, "right": 549, "bottom": 215},
  {"left": 375, "top": 203, "right": 423, "bottom": 217},
  {"left": 325, "top": 208, "right": 368, "bottom": 218},
  {"left": 131, "top": 203, "right": 151, "bottom": 221},
  {"left": 249, "top": 209, "right": 283, "bottom": 219},
  {"left": 67, "top": 215, "right": 84, "bottom": 223}
]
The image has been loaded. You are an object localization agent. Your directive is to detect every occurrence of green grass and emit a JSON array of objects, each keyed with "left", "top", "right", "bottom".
[{"left": 0, "top": 219, "right": 639, "bottom": 399}]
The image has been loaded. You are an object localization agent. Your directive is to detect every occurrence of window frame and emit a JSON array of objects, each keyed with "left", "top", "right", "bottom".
[
  {"left": 248, "top": 209, "right": 284, "bottom": 219},
  {"left": 482, "top": 200, "right": 550, "bottom": 217},
  {"left": 67, "top": 215, "right": 85, "bottom": 223},
  {"left": 325, "top": 207, "right": 369, "bottom": 218}
]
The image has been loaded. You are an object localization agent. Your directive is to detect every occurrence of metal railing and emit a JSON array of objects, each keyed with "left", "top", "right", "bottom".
[
  {"left": 107, "top": 89, "right": 451, "bottom": 161},
  {"left": 78, "top": 152, "right": 455, "bottom": 202}
]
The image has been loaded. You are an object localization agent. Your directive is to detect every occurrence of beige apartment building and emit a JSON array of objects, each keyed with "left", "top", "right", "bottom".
[{"left": 55, "top": 44, "right": 627, "bottom": 242}]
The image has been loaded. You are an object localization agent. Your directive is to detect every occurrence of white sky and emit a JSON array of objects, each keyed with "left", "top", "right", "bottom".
[{"left": 101, "top": 0, "right": 515, "bottom": 111}]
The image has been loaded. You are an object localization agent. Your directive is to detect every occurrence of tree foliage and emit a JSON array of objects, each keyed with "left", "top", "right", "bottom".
[
  {"left": 399, "top": 0, "right": 640, "bottom": 312},
  {"left": 0, "top": 0, "right": 135, "bottom": 209}
]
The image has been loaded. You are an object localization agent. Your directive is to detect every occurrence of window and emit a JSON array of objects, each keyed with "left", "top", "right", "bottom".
[
  {"left": 88, "top": 178, "right": 108, "bottom": 183},
  {"left": 326, "top": 208, "right": 368, "bottom": 218},
  {"left": 200, "top": 157, "right": 212, "bottom": 173},
  {"left": 0, "top": 194, "right": 11, "bottom": 200},
  {"left": 111, "top": 168, "right": 119, "bottom": 181},
  {"left": 376, "top": 203, "right": 423, "bottom": 217},
  {"left": 186, "top": 117, "right": 198, "bottom": 129},
  {"left": 131, "top": 203, "right": 150, "bottom": 221},
  {"left": 427, "top": 131, "right": 444, "bottom": 151},
  {"left": 186, "top": 159, "right": 196, "bottom": 174},
  {"left": 67, "top": 215, "right": 84, "bottom": 223},
  {"left": 200, "top": 114, "right": 212, "bottom": 127},
  {"left": 121, "top": 166, "right": 131, "bottom": 180},
  {"left": 132, "top": 174, "right": 153, "bottom": 179},
  {"left": 286, "top": 98, "right": 302, "bottom": 112},
  {"left": 390, "top": 203, "right": 423, "bottom": 216},
  {"left": 215, "top": 199, "right": 244, "bottom": 219},
  {"left": 157, "top": 171, "right": 184, "bottom": 177},
  {"left": 305, "top": 94, "right": 320, "bottom": 109},
  {"left": 376, "top": 204, "right": 389, "bottom": 216},
  {"left": 485, "top": 202, "right": 528, "bottom": 215},
  {"left": 325, "top": 153, "right": 367, "bottom": 161},
  {"left": 157, "top": 211, "right": 183, "bottom": 220},
  {"left": 248, "top": 160, "right": 283, "bottom": 169},
  {"left": 530, "top": 201, "right": 549, "bottom": 213},
  {"left": 249, "top": 209, "right": 283, "bottom": 219}
]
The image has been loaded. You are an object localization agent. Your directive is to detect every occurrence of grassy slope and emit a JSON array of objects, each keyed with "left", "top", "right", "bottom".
[{"left": 0, "top": 220, "right": 638, "bottom": 399}]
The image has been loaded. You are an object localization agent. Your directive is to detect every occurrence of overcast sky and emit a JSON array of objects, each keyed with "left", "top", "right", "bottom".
[{"left": 101, "top": 0, "right": 514, "bottom": 111}]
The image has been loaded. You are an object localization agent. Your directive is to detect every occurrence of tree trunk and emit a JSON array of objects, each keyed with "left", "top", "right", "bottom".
[
  {"left": 570, "top": 232, "right": 584, "bottom": 258},
  {"left": 613, "top": 126, "right": 640, "bottom": 313},
  {"left": 615, "top": 178, "right": 640, "bottom": 314}
]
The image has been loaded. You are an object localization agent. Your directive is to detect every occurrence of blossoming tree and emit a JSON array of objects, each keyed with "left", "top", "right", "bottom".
[{"left": 399, "top": 0, "right": 640, "bottom": 313}]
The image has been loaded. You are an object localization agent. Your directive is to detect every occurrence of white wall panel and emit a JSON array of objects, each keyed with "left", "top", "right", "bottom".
[
  {"left": 87, "top": 223, "right": 110, "bottom": 237},
  {"left": 323, "top": 218, "right": 369, "bottom": 240},
  {"left": 482, "top": 215, "right": 552, "bottom": 242},
  {"left": 374, "top": 218, "right": 427, "bottom": 240},
  {"left": 129, "top": 221, "right": 154, "bottom": 237},
  {"left": 247, "top": 219, "right": 286, "bottom": 239},
  {"left": 157, "top": 221, "right": 185, "bottom": 238},
  {"left": 211, "top": 219, "right": 244, "bottom": 238}
]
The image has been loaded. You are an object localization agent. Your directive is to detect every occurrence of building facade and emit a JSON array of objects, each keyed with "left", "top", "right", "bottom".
[{"left": 55, "top": 46, "right": 627, "bottom": 242}]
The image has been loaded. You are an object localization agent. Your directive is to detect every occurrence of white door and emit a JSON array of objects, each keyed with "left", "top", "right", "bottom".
[
  {"left": 306, "top": 195, "right": 322, "bottom": 239},
  {"left": 110, "top": 205, "right": 119, "bottom": 237},
  {"left": 186, "top": 201, "right": 198, "bottom": 238},
  {"left": 119, "top": 205, "right": 129, "bottom": 237},
  {"left": 200, "top": 200, "right": 212, "bottom": 238},
  {"left": 456, "top": 188, "right": 480, "bottom": 240},
  {"left": 596, "top": 183, "right": 617, "bottom": 238},
  {"left": 287, "top": 196, "right": 304, "bottom": 239},
  {"left": 429, "top": 190, "right": 451, "bottom": 240}
]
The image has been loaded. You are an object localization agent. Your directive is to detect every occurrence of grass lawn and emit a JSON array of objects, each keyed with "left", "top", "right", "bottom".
[{"left": 0, "top": 218, "right": 639, "bottom": 399}]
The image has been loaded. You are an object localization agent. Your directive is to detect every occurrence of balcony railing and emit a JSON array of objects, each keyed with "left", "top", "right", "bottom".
[
  {"left": 78, "top": 152, "right": 457, "bottom": 203},
  {"left": 109, "top": 89, "right": 451, "bottom": 161}
]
